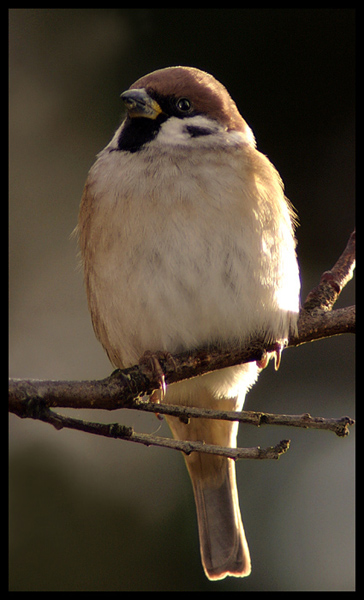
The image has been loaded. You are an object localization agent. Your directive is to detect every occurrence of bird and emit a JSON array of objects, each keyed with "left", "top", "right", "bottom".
[{"left": 77, "top": 66, "right": 300, "bottom": 581}]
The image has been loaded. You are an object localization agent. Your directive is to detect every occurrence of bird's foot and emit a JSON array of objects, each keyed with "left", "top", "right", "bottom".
[
  {"left": 139, "top": 350, "right": 177, "bottom": 419},
  {"left": 256, "top": 340, "right": 287, "bottom": 371}
]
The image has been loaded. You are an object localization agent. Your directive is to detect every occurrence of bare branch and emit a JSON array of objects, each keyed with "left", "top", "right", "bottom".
[
  {"left": 302, "top": 230, "right": 356, "bottom": 313},
  {"left": 288, "top": 229, "right": 356, "bottom": 348},
  {"left": 9, "top": 231, "right": 355, "bottom": 457},
  {"left": 289, "top": 304, "right": 355, "bottom": 347},
  {"left": 9, "top": 399, "right": 291, "bottom": 460},
  {"left": 10, "top": 386, "right": 354, "bottom": 437},
  {"left": 8, "top": 305, "right": 355, "bottom": 417}
]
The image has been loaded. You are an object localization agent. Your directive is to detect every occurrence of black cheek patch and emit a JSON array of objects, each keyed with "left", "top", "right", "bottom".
[{"left": 185, "top": 125, "right": 213, "bottom": 138}]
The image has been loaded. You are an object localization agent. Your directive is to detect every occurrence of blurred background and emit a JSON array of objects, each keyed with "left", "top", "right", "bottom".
[{"left": 9, "top": 9, "right": 355, "bottom": 591}]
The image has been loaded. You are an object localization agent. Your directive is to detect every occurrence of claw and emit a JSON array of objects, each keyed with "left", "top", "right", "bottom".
[
  {"left": 139, "top": 350, "right": 177, "bottom": 419},
  {"left": 160, "top": 373, "right": 167, "bottom": 400},
  {"left": 272, "top": 340, "right": 287, "bottom": 370},
  {"left": 273, "top": 345, "right": 282, "bottom": 371},
  {"left": 256, "top": 340, "right": 287, "bottom": 371}
]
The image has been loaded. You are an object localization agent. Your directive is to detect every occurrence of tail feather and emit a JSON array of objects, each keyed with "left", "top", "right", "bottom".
[
  {"left": 164, "top": 373, "right": 256, "bottom": 580},
  {"left": 186, "top": 452, "right": 251, "bottom": 580}
]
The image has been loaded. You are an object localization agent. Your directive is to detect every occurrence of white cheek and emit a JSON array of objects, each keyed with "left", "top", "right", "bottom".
[
  {"left": 156, "top": 115, "right": 225, "bottom": 147},
  {"left": 157, "top": 116, "right": 193, "bottom": 146},
  {"left": 156, "top": 115, "right": 255, "bottom": 149}
]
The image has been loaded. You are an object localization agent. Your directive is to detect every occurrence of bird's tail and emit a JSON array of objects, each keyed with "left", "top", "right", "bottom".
[{"left": 185, "top": 450, "right": 251, "bottom": 580}]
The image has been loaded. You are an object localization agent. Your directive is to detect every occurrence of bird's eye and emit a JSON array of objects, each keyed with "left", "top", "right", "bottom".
[{"left": 176, "top": 97, "right": 192, "bottom": 113}]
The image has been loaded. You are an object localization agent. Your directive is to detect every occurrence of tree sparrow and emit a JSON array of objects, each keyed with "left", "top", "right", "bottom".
[{"left": 77, "top": 66, "right": 300, "bottom": 580}]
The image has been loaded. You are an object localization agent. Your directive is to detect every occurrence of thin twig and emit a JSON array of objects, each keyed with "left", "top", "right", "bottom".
[
  {"left": 11, "top": 399, "right": 291, "bottom": 460},
  {"left": 10, "top": 383, "right": 354, "bottom": 438}
]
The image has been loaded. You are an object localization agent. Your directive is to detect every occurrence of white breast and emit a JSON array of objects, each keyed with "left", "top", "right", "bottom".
[{"left": 81, "top": 132, "right": 300, "bottom": 371}]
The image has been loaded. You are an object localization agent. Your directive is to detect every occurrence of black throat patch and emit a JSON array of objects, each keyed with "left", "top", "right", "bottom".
[{"left": 115, "top": 114, "right": 168, "bottom": 153}]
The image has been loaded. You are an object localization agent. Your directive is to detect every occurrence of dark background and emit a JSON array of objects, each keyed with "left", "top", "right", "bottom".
[{"left": 9, "top": 9, "right": 355, "bottom": 591}]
